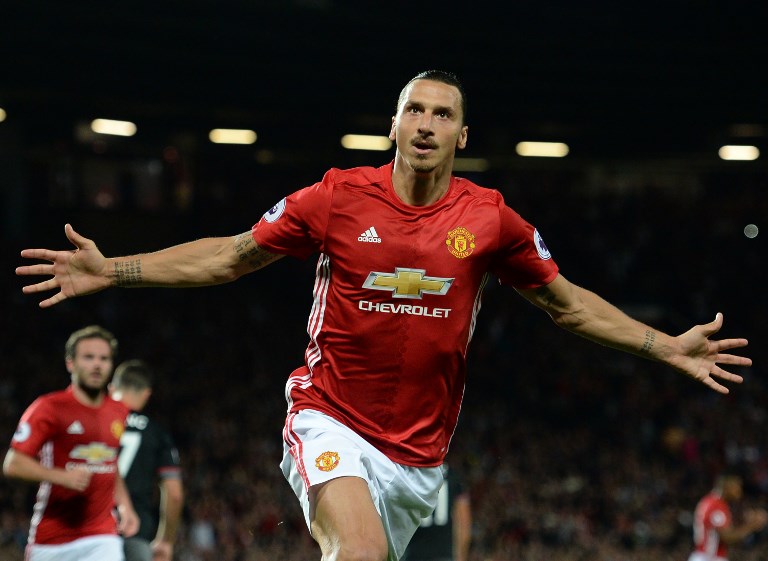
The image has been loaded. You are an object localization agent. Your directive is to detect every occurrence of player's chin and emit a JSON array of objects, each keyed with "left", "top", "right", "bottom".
[
  {"left": 88, "top": 379, "right": 110, "bottom": 392},
  {"left": 409, "top": 157, "right": 438, "bottom": 174}
]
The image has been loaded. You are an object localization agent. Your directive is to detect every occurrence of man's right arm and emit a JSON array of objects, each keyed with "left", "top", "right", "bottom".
[
  {"left": 107, "top": 231, "right": 282, "bottom": 288},
  {"left": 718, "top": 508, "right": 768, "bottom": 544},
  {"left": 3, "top": 449, "right": 92, "bottom": 491},
  {"left": 17, "top": 224, "right": 283, "bottom": 308}
]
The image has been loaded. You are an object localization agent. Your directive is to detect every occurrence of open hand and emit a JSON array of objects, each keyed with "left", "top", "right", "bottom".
[
  {"left": 16, "top": 224, "right": 110, "bottom": 308},
  {"left": 671, "top": 313, "right": 751, "bottom": 394}
]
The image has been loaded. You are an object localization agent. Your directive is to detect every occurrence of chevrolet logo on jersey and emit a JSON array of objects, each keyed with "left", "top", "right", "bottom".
[
  {"left": 70, "top": 442, "right": 117, "bottom": 464},
  {"left": 363, "top": 268, "right": 454, "bottom": 299}
]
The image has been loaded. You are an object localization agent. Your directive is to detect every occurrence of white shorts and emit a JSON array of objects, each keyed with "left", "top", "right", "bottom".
[
  {"left": 281, "top": 409, "right": 444, "bottom": 560},
  {"left": 688, "top": 553, "right": 727, "bottom": 561},
  {"left": 27, "top": 535, "right": 123, "bottom": 561}
]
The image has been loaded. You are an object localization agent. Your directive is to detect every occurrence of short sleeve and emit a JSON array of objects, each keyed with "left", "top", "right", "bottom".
[
  {"left": 252, "top": 169, "right": 336, "bottom": 260},
  {"left": 489, "top": 200, "right": 559, "bottom": 289},
  {"left": 11, "top": 397, "right": 57, "bottom": 457}
]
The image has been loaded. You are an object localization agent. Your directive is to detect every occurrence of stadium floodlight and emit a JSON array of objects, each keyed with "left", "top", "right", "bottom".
[
  {"left": 209, "top": 129, "right": 257, "bottom": 145},
  {"left": 0, "top": 107, "right": 6, "bottom": 122},
  {"left": 516, "top": 141, "right": 569, "bottom": 158},
  {"left": 91, "top": 119, "right": 137, "bottom": 137},
  {"left": 341, "top": 134, "right": 392, "bottom": 151},
  {"left": 718, "top": 145, "right": 759, "bottom": 161}
]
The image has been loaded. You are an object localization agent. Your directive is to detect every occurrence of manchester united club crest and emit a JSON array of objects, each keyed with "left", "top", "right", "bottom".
[
  {"left": 315, "top": 451, "right": 340, "bottom": 472},
  {"left": 111, "top": 420, "right": 124, "bottom": 439},
  {"left": 445, "top": 227, "right": 476, "bottom": 259}
]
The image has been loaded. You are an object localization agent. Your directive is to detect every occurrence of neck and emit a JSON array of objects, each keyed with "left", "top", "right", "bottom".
[{"left": 392, "top": 153, "right": 453, "bottom": 206}]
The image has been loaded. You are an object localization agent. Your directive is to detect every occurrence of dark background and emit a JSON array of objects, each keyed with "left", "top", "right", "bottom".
[{"left": 3, "top": 1, "right": 768, "bottom": 160}]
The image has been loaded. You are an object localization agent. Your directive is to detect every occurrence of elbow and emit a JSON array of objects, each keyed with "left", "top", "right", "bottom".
[
  {"left": 3, "top": 453, "right": 18, "bottom": 479},
  {"left": 214, "top": 268, "right": 242, "bottom": 285},
  {"left": 549, "top": 309, "right": 585, "bottom": 332}
]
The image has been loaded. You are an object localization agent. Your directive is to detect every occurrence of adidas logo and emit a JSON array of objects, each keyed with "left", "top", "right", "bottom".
[
  {"left": 358, "top": 227, "right": 382, "bottom": 243},
  {"left": 67, "top": 421, "right": 85, "bottom": 435}
]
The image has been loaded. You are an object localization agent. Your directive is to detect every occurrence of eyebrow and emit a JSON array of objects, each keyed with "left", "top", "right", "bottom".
[{"left": 404, "top": 100, "right": 456, "bottom": 116}]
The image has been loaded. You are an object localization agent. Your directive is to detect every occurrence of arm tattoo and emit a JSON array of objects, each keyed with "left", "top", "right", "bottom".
[
  {"left": 233, "top": 233, "right": 251, "bottom": 258},
  {"left": 233, "top": 233, "right": 275, "bottom": 270},
  {"left": 114, "top": 259, "right": 143, "bottom": 286},
  {"left": 534, "top": 285, "right": 557, "bottom": 307},
  {"left": 641, "top": 330, "right": 656, "bottom": 354}
]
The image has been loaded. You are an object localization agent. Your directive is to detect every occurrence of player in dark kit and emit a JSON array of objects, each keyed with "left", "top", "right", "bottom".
[
  {"left": 16, "top": 70, "right": 754, "bottom": 561},
  {"left": 110, "top": 360, "right": 183, "bottom": 561}
]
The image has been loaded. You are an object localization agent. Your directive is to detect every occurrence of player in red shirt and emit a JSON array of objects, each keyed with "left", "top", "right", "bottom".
[
  {"left": 688, "top": 472, "right": 768, "bottom": 561},
  {"left": 3, "top": 325, "right": 139, "bottom": 561},
  {"left": 15, "top": 70, "right": 753, "bottom": 561}
]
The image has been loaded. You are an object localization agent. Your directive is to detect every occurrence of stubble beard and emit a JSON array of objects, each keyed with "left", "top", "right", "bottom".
[
  {"left": 408, "top": 154, "right": 438, "bottom": 174},
  {"left": 76, "top": 377, "right": 107, "bottom": 401}
]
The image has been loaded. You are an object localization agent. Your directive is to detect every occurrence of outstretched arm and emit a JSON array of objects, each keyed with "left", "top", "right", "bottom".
[
  {"left": 516, "top": 274, "right": 751, "bottom": 394},
  {"left": 16, "top": 224, "right": 283, "bottom": 308}
]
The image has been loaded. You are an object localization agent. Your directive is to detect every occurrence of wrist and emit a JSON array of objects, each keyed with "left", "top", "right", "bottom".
[
  {"left": 109, "top": 257, "right": 144, "bottom": 287},
  {"left": 642, "top": 330, "right": 676, "bottom": 364}
]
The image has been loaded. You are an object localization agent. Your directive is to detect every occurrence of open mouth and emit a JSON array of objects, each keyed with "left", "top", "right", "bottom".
[{"left": 412, "top": 140, "right": 437, "bottom": 154}]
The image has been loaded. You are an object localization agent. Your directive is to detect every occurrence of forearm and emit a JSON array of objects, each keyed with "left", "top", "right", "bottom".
[
  {"left": 551, "top": 285, "right": 676, "bottom": 363},
  {"left": 107, "top": 233, "right": 281, "bottom": 288},
  {"left": 519, "top": 273, "right": 747, "bottom": 393},
  {"left": 106, "top": 236, "right": 243, "bottom": 288},
  {"left": 719, "top": 525, "right": 757, "bottom": 544},
  {"left": 155, "top": 479, "right": 183, "bottom": 543},
  {"left": 3, "top": 449, "right": 68, "bottom": 486}
]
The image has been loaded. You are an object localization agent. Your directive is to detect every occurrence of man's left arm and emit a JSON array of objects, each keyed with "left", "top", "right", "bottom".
[
  {"left": 516, "top": 273, "right": 751, "bottom": 394},
  {"left": 152, "top": 476, "right": 184, "bottom": 561}
]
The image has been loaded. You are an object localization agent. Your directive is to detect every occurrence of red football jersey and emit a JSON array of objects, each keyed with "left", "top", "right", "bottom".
[
  {"left": 254, "top": 162, "right": 558, "bottom": 465},
  {"left": 10, "top": 386, "right": 129, "bottom": 544},
  {"left": 692, "top": 493, "right": 731, "bottom": 558}
]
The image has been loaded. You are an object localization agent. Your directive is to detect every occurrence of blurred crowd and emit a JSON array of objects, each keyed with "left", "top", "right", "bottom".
[{"left": 1, "top": 161, "right": 766, "bottom": 560}]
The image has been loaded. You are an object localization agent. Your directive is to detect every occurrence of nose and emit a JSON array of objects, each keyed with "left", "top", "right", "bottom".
[{"left": 417, "top": 111, "right": 434, "bottom": 133}]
